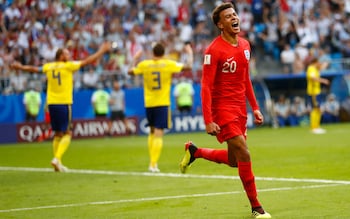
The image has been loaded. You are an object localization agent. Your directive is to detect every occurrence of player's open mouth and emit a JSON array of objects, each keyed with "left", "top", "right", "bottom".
[{"left": 232, "top": 22, "right": 239, "bottom": 28}]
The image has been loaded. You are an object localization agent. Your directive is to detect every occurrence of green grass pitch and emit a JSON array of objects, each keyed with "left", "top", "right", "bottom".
[{"left": 1, "top": 123, "right": 350, "bottom": 218}]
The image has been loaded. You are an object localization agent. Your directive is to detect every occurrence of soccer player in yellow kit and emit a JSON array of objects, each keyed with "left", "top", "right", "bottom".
[
  {"left": 128, "top": 42, "right": 193, "bottom": 172},
  {"left": 11, "top": 41, "right": 112, "bottom": 172},
  {"left": 306, "top": 57, "right": 329, "bottom": 134}
]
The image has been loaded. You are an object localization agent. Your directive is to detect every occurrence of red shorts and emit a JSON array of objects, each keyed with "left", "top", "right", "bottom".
[{"left": 215, "top": 115, "right": 247, "bottom": 143}]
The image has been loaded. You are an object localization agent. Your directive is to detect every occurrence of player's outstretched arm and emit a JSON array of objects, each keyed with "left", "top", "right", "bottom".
[
  {"left": 182, "top": 43, "right": 193, "bottom": 71},
  {"left": 10, "top": 61, "right": 40, "bottom": 73},
  {"left": 80, "top": 41, "right": 112, "bottom": 67},
  {"left": 127, "top": 49, "right": 143, "bottom": 75}
]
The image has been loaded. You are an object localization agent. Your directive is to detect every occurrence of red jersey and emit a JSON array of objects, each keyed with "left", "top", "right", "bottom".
[{"left": 201, "top": 36, "right": 259, "bottom": 126}]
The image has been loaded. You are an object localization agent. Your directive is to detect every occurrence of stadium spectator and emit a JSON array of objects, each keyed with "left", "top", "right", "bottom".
[
  {"left": 10, "top": 41, "right": 112, "bottom": 172},
  {"left": 38, "top": 36, "right": 58, "bottom": 62},
  {"left": 0, "top": 55, "right": 10, "bottom": 94},
  {"left": 290, "top": 96, "right": 309, "bottom": 126},
  {"left": 192, "top": 0, "right": 208, "bottom": 26},
  {"left": 128, "top": 41, "right": 193, "bottom": 173},
  {"left": 178, "top": 16, "right": 193, "bottom": 43},
  {"left": 283, "top": 20, "right": 300, "bottom": 49},
  {"left": 3, "top": 2, "right": 21, "bottom": 29},
  {"left": 259, "top": 14, "right": 279, "bottom": 60},
  {"left": 280, "top": 44, "right": 295, "bottom": 74},
  {"left": 192, "top": 18, "right": 211, "bottom": 44},
  {"left": 296, "top": 18, "right": 318, "bottom": 48},
  {"left": 273, "top": 94, "right": 294, "bottom": 127},
  {"left": 159, "top": 0, "right": 180, "bottom": 27},
  {"left": 294, "top": 43, "right": 309, "bottom": 65},
  {"left": 179, "top": 3, "right": 271, "bottom": 219},
  {"left": 321, "top": 93, "right": 340, "bottom": 124},
  {"left": 17, "top": 23, "right": 30, "bottom": 52},
  {"left": 82, "top": 67, "right": 100, "bottom": 90},
  {"left": 238, "top": 6, "right": 253, "bottom": 38},
  {"left": 317, "top": 7, "right": 332, "bottom": 47},
  {"left": 9, "top": 68, "right": 28, "bottom": 94}
]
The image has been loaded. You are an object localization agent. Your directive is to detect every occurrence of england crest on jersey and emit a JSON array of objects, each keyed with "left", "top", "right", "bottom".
[{"left": 244, "top": 50, "right": 250, "bottom": 61}]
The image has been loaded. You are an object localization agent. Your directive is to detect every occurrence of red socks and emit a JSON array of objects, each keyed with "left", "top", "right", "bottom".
[
  {"left": 195, "top": 148, "right": 229, "bottom": 165},
  {"left": 193, "top": 148, "right": 262, "bottom": 209},
  {"left": 238, "top": 161, "right": 261, "bottom": 208}
]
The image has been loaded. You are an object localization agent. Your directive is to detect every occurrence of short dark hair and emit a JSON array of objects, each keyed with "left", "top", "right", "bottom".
[
  {"left": 212, "top": 2, "right": 234, "bottom": 27},
  {"left": 55, "top": 48, "right": 64, "bottom": 61},
  {"left": 153, "top": 43, "right": 165, "bottom": 57}
]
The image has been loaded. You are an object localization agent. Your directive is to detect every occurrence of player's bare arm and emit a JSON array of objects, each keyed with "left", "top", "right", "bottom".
[
  {"left": 320, "top": 77, "right": 330, "bottom": 85},
  {"left": 80, "top": 41, "right": 112, "bottom": 67},
  {"left": 128, "top": 49, "right": 143, "bottom": 75},
  {"left": 10, "top": 61, "right": 40, "bottom": 73},
  {"left": 311, "top": 76, "right": 330, "bottom": 85},
  {"left": 182, "top": 43, "right": 194, "bottom": 71}
]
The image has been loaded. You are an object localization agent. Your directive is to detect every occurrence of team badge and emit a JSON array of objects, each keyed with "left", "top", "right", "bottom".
[
  {"left": 204, "top": 54, "right": 211, "bottom": 65},
  {"left": 244, "top": 50, "right": 250, "bottom": 61}
]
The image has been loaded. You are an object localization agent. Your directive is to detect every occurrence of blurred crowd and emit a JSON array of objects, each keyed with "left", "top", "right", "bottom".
[
  {"left": 271, "top": 93, "right": 350, "bottom": 128},
  {"left": 0, "top": 0, "right": 350, "bottom": 95}
]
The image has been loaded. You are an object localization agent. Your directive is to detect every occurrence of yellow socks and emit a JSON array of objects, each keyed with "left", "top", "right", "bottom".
[
  {"left": 53, "top": 136, "right": 61, "bottom": 159},
  {"left": 150, "top": 136, "right": 163, "bottom": 167},
  {"left": 310, "top": 108, "right": 321, "bottom": 129},
  {"left": 148, "top": 133, "right": 163, "bottom": 168},
  {"left": 148, "top": 134, "right": 154, "bottom": 162},
  {"left": 55, "top": 134, "right": 71, "bottom": 163}
]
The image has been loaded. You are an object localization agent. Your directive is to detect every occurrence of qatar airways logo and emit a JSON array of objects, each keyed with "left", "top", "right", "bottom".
[
  {"left": 18, "top": 124, "right": 49, "bottom": 142},
  {"left": 73, "top": 119, "right": 137, "bottom": 137},
  {"left": 16, "top": 118, "right": 138, "bottom": 142}
]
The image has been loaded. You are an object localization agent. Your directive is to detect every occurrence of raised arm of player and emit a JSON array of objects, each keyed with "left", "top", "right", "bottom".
[
  {"left": 128, "top": 49, "right": 143, "bottom": 75},
  {"left": 80, "top": 41, "right": 112, "bottom": 67},
  {"left": 10, "top": 61, "right": 40, "bottom": 73},
  {"left": 181, "top": 43, "right": 194, "bottom": 71}
]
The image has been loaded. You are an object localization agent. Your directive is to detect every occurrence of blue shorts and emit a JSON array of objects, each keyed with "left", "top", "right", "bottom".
[
  {"left": 145, "top": 106, "right": 170, "bottom": 129},
  {"left": 307, "top": 94, "right": 322, "bottom": 108},
  {"left": 48, "top": 104, "right": 72, "bottom": 132}
]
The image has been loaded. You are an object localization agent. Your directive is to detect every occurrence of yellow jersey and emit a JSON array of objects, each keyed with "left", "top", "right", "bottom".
[
  {"left": 133, "top": 59, "right": 183, "bottom": 107},
  {"left": 42, "top": 61, "right": 81, "bottom": 104},
  {"left": 306, "top": 64, "right": 321, "bottom": 96}
]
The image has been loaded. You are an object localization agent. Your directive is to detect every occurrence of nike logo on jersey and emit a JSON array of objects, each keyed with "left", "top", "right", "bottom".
[{"left": 226, "top": 57, "right": 234, "bottom": 62}]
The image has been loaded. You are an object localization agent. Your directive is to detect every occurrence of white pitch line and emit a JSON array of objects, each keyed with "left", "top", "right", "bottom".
[
  {"left": 1, "top": 166, "right": 350, "bottom": 185},
  {"left": 0, "top": 183, "right": 344, "bottom": 213}
]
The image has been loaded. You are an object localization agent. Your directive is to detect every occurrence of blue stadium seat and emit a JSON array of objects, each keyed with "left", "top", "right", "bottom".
[{"left": 330, "top": 52, "right": 343, "bottom": 71}]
